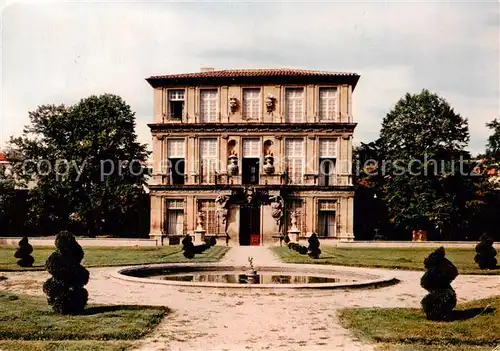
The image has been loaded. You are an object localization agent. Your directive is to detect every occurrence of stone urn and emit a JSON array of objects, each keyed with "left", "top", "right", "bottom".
[
  {"left": 263, "top": 154, "right": 275, "bottom": 175},
  {"left": 227, "top": 153, "right": 239, "bottom": 176}
]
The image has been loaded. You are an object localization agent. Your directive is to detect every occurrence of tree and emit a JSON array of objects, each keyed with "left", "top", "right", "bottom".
[
  {"left": 8, "top": 94, "right": 149, "bottom": 236},
  {"left": 14, "top": 237, "right": 34, "bottom": 267},
  {"left": 379, "top": 89, "right": 469, "bottom": 161},
  {"left": 43, "top": 231, "right": 89, "bottom": 314},
  {"left": 376, "top": 90, "right": 474, "bottom": 239},
  {"left": 485, "top": 118, "right": 500, "bottom": 159}
]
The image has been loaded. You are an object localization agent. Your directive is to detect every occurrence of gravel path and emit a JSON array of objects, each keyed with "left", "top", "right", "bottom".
[{"left": 0, "top": 247, "right": 498, "bottom": 351}]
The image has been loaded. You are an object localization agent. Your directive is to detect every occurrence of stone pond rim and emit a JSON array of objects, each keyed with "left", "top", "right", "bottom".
[{"left": 111, "top": 263, "right": 399, "bottom": 289}]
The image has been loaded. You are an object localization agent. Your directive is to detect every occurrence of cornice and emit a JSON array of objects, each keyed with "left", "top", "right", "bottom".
[{"left": 148, "top": 123, "right": 357, "bottom": 134}]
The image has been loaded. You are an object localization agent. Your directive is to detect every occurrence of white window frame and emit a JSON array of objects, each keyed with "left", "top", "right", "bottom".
[
  {"left": 199, "top": 138, "right": 218, "bottom": 184},
  {"left": 318, "top": 86, "right": 339, "bottom": 122},
  {"left": 199, "top": 89, "right": 219, "bottom": 123},
  {"left": 242, "top": 88, "right": 261, "bottom": 121},
  {"left": 317, "top": 200, "right": 337, "bottom": 238},
  {"left": 285, "top": 87, "right": 305, "bottom": 123},
  {"left": 167, "top": 89, "right": 186, "bottom": 119},
  {"left": 242, "top": 138, "right": 261, "bottom": 158},
  {"left": 318, "top": 138, "right": 338, "bottom": 186},
  {"left": 284, "top": 138, "right": 304, "bottom": 184}
]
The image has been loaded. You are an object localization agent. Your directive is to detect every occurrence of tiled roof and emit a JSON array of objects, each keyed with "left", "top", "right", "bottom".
[
  {"left": 0, "top": 152, "right": 7, "bottom": 162},
  {"left": 147, "top": 68, "right": 359, "bottom": 80}
]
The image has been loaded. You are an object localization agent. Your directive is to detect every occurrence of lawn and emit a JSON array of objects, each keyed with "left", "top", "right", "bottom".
[
  {"left": 0, "top": 245, "right": 230, "bottom": 271},
  {"left": 339, "top": 296, "right": 500, "bottom": 350},
  {"left": 271, "top": 246, "right": 500, "bottom": 275},
  {"left": 0, "top": 291, "right": 166, "bottom": 350}
]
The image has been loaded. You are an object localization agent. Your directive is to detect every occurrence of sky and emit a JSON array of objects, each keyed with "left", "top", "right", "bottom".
[{"left": 1, "top": 0, "right": 499, "bottom": 155}]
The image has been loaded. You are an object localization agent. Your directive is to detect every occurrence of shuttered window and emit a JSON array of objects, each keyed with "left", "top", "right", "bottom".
[
  {"left": 319, "top": 139, "right": 337, "bottom": 158},
  {"left": 198, "top": 200, "right": 220, "bottom": 234},
  {"left": 285, "top": 88, "right": 304, "bottom": 123},
  {"left": 318, "top": 200, "right": 336, "bottom": 237},
  {"left": 199, "top": 139, "right": 217, "bottom": 184},
  {"left": 243, "top": 89, "right": 260, "bottom": 120},
  {"left": 200, "top": 89, "right": 218, "bottom": 123},
  {"left": 319, "top": 88, "right": 337, "bottom": 121},
  {"left": 285, "top": 138, "right": 304, "bottom": 184},
  {"left": 242, "top": 138, "right": 260, "bottom": 158},
  {"left": 167, "top": 139, "right": 185, "bottom": 158},
  {"left": 165, "top": 199, "right": 184, "bottom": 235}
]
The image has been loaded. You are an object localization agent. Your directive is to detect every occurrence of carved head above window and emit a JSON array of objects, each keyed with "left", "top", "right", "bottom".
[
  {"left": 229, "top": 95, "right": 239, "bottom": 113},
  {"left": 265, "top": 94, "right": 276, "bottom": 113}
]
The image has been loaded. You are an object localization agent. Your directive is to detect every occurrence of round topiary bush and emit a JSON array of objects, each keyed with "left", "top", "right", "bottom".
[
  {"left": 43, "top": 231, "right": 89, "bottom": 315},
  {"left": 182, "top": 235, "right": 195, "bottom": 259},
  {"left": 420, "top": 247, "right": 458, "bottom": 321},
  {"left": 14, "top": 237, "right": 34, "bottom": 267},
  {"left": 284, "top": 235, "right": 290, "bottom": 244},
  {"left": 474, "top": 234, "right": 497, "bottom": 270},
  {"left": 307, "top": 233, "right": 321, "bottom": 259}
]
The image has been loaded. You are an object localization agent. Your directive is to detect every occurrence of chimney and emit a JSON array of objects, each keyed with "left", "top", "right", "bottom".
[{"left": 200, "top": 67, "right": 215, "bottom": 72}]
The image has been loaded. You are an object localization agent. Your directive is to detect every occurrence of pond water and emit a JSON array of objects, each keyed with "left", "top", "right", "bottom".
[{"left": 146, "top": 271, "right": 353, "bottom": 284}]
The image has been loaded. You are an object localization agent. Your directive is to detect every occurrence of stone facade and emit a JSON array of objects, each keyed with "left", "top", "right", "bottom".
[{"left": 146, "top": 68, "right": 360, "bottom": 246}]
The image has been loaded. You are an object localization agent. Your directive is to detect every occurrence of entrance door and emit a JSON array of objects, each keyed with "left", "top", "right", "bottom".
[{"left": 239, "top": 206, "right": 261, "bottom": 245}]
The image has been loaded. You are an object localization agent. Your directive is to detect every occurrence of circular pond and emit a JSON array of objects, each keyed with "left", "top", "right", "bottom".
[{"left": 113, "top": 264, "right": 399, "bottom": 289}]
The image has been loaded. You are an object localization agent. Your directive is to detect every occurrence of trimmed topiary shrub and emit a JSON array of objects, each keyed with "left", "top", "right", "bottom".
[
  {"left": 420, "top": 247, "right": 458, "bottom": 321},
  {"left": 284, "top": 235, "right": 290, "bottom": 244},
  {"left": 43, "top": 231, "right": 89, "bottom": 315},
  {"left": 307, "top": 233, "right": 321, "bottom": 259},
  {"left": 209, "top": 236, "right": 217, "bottom": 247},
  {"left": 297, "top": 245, "right": 308, "bottom": 255},
  {"left": 474, "top": 234, "right": 497, "bottom": 270},
  {"left": 182, "top": 235, "right": 195, "bottom": 259},
  {"left": 14, "top": 237, "right": 34, "bottom": 267}
]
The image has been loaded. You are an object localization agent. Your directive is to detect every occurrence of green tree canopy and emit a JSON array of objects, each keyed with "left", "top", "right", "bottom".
[
  {"left": 379, "top": 89, "right": 469, "bottom": 161},
  {"left": 363, "top": 89, "right": 486, "bottom": 239},
  {"left": 8, "top": 94, "right": 149, "bottom": 236}
]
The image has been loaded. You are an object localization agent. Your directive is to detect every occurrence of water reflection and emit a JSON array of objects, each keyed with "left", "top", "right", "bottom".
[{"left": 153, "top": 272, "right": 342, "bottom": 284}]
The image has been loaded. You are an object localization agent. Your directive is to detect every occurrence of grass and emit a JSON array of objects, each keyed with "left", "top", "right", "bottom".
[
  {"left": 0, "top": 340, "right": 132, "bottom": 351},
  {"left": 271, "top": 246, "right": 500, "bottom": 275},
  {"left": 339, "top": 296, "right": 500, "bottom": 350},
  {"left": 0, "top": 291, "right": 167, "bottom": 350},
  {"left": 0, "top": 245, "right": 230, "bottom": 271}
]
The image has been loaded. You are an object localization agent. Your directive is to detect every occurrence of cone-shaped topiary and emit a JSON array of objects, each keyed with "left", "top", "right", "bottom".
[
  {"left": 209, "top": 236, "right": 217, "bottom": 247},
  {"left": 14, "top": 237, "right": 34, "bottom": 267},
  {"left": 43, "top": 231, "right": 89, "bottom": 315},
  {"left": 474, "top": 234, "right": 497, "bottom": 270},
  {"left": 284, "top": 235, "right": 290, "bottom": 244},
  {"left": 420, "top": 247, "right": 458, "bottom": 321},
  {"left": 182, "top": 235, "right": 195, "bottom": 259},
  {"left": 308, "top": 233, "right": 321, "bottom": 259}
]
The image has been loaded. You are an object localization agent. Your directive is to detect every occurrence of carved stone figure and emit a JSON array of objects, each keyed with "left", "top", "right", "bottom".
[
  {"left": 263, "top": 152, "right": 275, "bottom": 174},
  {"left": 215, "top": 194, "right": 230, "bottom": 224},
  {"left": 227, "top": 150, "right": 239, "bottom": 175},
  {"left": 269, "top": 195, "right": 284, "bottom": 233}
]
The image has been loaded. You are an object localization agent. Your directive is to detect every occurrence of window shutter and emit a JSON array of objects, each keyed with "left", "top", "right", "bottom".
[
  {"left": 243, "top": 89, "right": 260, "bottom": 120},
  {"left": 167, "top": 139, "right": 185, "bottom": 158},
  {"left": 285, "top": 88, "right": 304, "bottom": 123},
  {"left": 319, "top": 139, "right": 337, "bottom": 158},
  {"left": 199, "top": 139, "right": 217, "bottom": 183},
  {"left": 242, "top": 138, "right": 260, "bottom": 158},
  {"left": 319, "top": 88, "right": 337, "bottom": 121},
  {"left": 200, "top": 90, "right": 218, "bottom": 123},
  {"left": 285, "top": 138, "right": 304, "bottom": 184}
]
